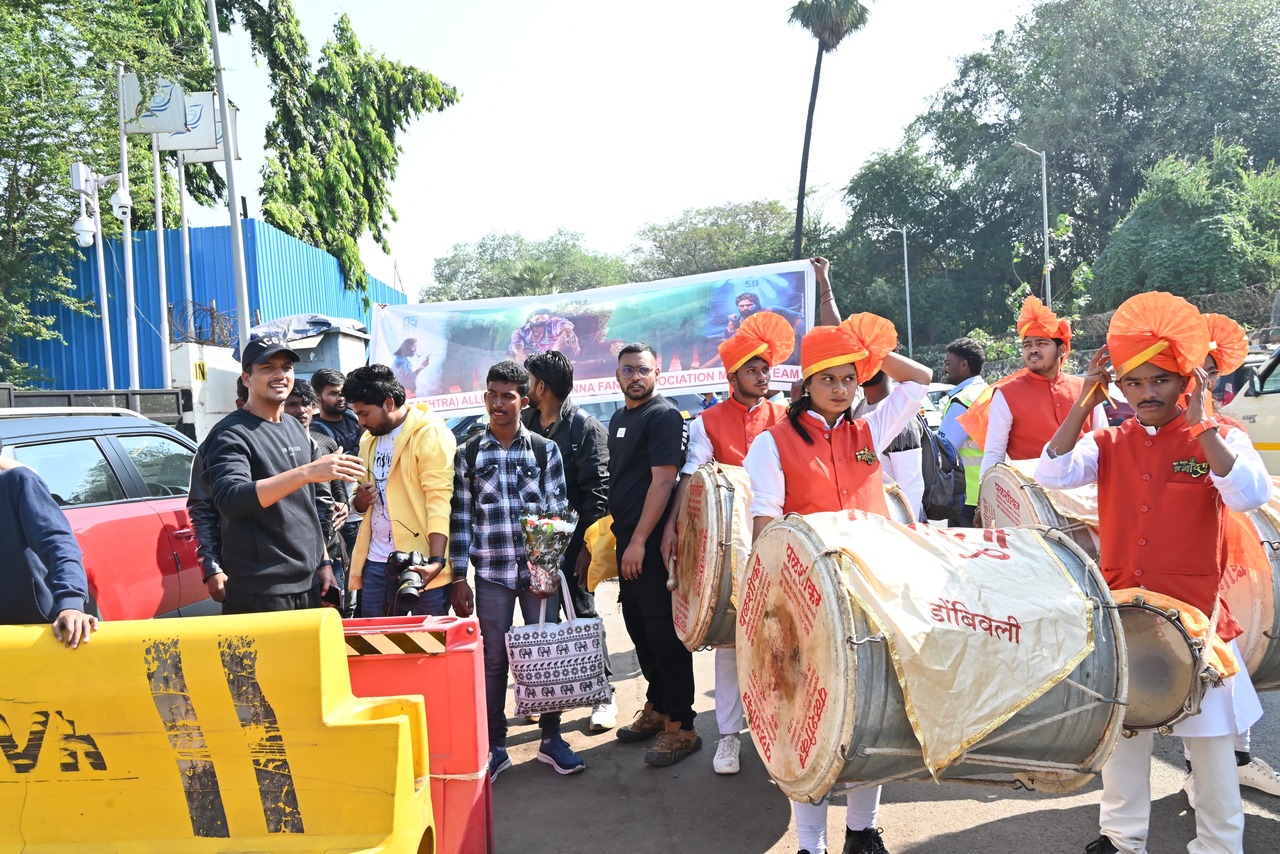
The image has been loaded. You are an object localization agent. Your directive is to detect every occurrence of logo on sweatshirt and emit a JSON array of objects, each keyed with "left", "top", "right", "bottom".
[
  {"left": 1172, "top": 458, "right": 1210, "bottom": 478},
  {"left": 855, "top": 448, "right": 877, "bottom": 466}
]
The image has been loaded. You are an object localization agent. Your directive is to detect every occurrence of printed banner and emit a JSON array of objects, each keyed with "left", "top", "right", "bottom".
[
  {"left": 158, "top": 93, "right": 217, "bottom": 151},
  {"left": 122, "top": 75, "right": 187, "bottom": 135},
  {"left": 371, "top": 260, "right": 814, "bottom": 415}
]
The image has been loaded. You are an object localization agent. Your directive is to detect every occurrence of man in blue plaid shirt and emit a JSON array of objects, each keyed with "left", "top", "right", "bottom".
[{"left": 449, "top": 361, "right": 584, "bottom": 781}]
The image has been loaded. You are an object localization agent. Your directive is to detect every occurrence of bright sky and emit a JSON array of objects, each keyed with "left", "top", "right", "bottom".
[{"left": 189, "top": 0, "right": 1032, "bottom": 292}]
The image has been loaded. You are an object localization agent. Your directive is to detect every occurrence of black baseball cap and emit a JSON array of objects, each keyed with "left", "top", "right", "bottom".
[{"left": 241, "top": 334, "right": 300, "bottom": 371}]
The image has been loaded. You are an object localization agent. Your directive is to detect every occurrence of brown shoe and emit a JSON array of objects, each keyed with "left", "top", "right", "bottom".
[
  {"left": 644, "top": 721, "right": 702, "bottom": 766},
  {"left": 615, "top": 702, "right": 669, "bottom": 743}
]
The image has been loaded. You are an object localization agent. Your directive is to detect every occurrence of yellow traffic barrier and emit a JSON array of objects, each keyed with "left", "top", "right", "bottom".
[{"left": 0, "top": 608, "right": 434, "bottom": 853}]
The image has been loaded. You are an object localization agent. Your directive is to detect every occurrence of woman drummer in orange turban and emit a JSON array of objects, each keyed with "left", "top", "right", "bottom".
[
  {"left": 742, "top": 313, "right": 932, "bottom": 854},
  {"left": 1036, "top": 292, "right": 1270, "bottom": 854}
]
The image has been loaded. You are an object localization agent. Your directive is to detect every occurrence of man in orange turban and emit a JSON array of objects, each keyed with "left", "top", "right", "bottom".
[
  {"left": 660, "top": 310, "right": 795, "bottom": 777},
  {"left": 742, "top": 314, "right": 932, "bottom": 854},
  {"left": 1036, "top": 292, "right": 1270, "bottom": 854},
  {"left": 960, "top": 295, "right": 1105, "bottom": 482}
]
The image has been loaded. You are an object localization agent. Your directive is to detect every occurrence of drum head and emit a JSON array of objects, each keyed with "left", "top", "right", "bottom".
[
  {"left": 1117, "top": 604, "right": 1197, "bottom": 729},
  {"left": 979, "top": 464, "right": 1053, "bottom": 530},
  {"left": 737, "top": 514, "right": 855, "bottom": 801},
  {"left": 672, "top": 464, "right": 751, "bottom": 650},
  {"left": 1227, "top": 507, "right": 1280, "bottom": 691},
  {"left": 882, "top": 483, "right": 914, "bottom": 525}
]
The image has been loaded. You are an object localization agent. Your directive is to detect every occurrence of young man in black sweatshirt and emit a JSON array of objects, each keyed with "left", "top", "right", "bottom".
[{"left": 203, "top": 335, "right": 366, "bottom": 614}]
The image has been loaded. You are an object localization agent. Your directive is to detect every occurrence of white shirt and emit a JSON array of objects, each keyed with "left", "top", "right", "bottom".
[
  {"left": 681, "top": 398, "right": 771, "bottom": 475},
  {"left": 367, "top": 424, "right": 404, "bottom": 563},
  {"left": 745, "top": 381, "right": 927, "bottom": 519},
  {"left": 979, "top": 388, "right": 1107, "bottom": 479},
  {"left": 853, "top": 391, "right": 925, "bottom": 520},
  {"left": 1034, "top": 423, "right": 1272, "bottom": 513}
]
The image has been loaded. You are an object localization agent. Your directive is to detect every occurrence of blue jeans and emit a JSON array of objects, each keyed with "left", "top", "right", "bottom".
[
  {"left": 475, "top": 576, "right": 562, "bottom": 749},
  {"left": 359, "top": 559, "right": 451, "bottom": 618}
]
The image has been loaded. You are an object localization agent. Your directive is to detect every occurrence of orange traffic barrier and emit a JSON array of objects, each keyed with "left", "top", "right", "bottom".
[{"left": 346, "top": 616, "right": 493, "bottom": 854}]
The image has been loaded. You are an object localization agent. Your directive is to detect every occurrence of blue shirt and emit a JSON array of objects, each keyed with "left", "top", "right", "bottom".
[
  {"left": 0, "top": 466, "right": 88, "bottom": 624},
  {"left": 939, "top": 376, "right": 984, "bottom": 450}
]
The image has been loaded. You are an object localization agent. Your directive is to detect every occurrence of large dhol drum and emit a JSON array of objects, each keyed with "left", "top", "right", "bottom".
[
  {"left": 979, "top": 462, "right": 1099, "bottom": 559},
  {"left": 737, "top": 514, "right": 1126, "bottom": 801},
  {"left": 1222, "top": 506, "right": 1280, "bottom": 691},
  {"left": 1115, "top": 599, "right": 1208, "bottom": 730},
  {"left": 672, "top": 464, "right": 753, "bottom": 650},
  {"left": 672, "top": 466, "right": 916, "bottom": 651}
]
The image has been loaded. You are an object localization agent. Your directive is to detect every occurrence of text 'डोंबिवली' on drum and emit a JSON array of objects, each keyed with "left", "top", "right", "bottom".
[
  {"left": 670, "top": 465, "right": 917, "bottom": 652},
  {"left": 735, "top": 511, "right": 1127, "bottom": 802},
  {"left": 1219, "top": 505, "right": 1280, "bottom": 692},
  {"left": 978, "top": 461, "right": 1100, "bottom": 560}
]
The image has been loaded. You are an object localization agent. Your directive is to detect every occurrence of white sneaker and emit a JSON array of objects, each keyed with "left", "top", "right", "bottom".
[
  {"left": 1239, "top": 757, "right": 1280, "bottom": 796},
  {"left": 713, "top": 734, "right": 741, "bottom": 775},
  {"left": 1183, "top": 771, "right": 1197, "bottom": 810},
  {"left": 588, "top": 699, "right": 617, "bottom": 733}
]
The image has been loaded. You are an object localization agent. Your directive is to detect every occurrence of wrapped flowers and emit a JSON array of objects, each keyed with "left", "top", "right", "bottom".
[{"left": 520, "top": 510, "right": 579, "bottom": 596}]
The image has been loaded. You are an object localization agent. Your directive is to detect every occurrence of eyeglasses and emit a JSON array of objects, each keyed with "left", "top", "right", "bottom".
[{"left": 618, "top": 366, "right": 655, "bottom": 379}]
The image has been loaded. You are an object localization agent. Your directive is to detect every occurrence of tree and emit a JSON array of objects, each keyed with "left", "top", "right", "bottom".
[
  {"left": 1095, "top": 141, "right": 1280, "bottom": 305},
  {"left": 426, "top": 229, "right": 630, "bottom": 302},
  {"left": 629, "top": 199, "right": 794, "bottom": 280},
  {"left": 787, "top": 0, "right": 870, "bottom": 259},
  {"left": 0, "top": 0, "right": 189, "bottom": 386}
]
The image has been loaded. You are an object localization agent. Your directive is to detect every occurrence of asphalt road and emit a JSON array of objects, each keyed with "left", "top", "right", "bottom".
[{"left": 493, "top": 581, "right": 1280, "bottom": 853}]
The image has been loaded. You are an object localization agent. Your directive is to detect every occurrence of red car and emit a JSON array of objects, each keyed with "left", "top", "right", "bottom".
[{"left": 0, "top": 410, "right": 213, "bottom": 620}]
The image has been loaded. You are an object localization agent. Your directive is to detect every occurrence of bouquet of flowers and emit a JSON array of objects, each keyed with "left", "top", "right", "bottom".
[{"left": 520, "top": 509, "right": 580, "bottom": 596}]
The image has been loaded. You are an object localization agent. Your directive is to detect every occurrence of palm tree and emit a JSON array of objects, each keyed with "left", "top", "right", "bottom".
[
  {"left": 511, "top": 260, "right": 561, "bottom": 295},
  {"left": 788, "top": 1, "right": 870, "bottom": 259}
]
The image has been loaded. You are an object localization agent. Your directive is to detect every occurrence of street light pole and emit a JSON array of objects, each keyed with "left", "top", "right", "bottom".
[
  {"left": 117, "top": 63, "right": 139, "bottom": 389},
  {"left": 1013, "top": 141, "right": 1052, "bottom": 308},
  {"left": 888, "top": 226, "right": 913, "bottom": 358}
]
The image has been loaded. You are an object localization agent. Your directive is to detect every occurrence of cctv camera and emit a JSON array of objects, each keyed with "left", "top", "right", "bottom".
[
  {"left": 72, "top": 214, "right": 95, "bottom": 249},
  {"left": 109, "top": 188, "right": 132, "bottom": 221}
]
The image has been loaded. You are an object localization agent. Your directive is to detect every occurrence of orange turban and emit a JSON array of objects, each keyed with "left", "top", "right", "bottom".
[
  {"left": 1016, "top": 295, "right": 1071, "bottom": 351},
  {"left": 1203, "top": 313, "right": 1248, "bottom": 375},
  {"left": 718, "top": 311, "right": 796, "bottom": 373},
  {"left": 801, "top": 313, "right": 897, "bottom": 384},
  {"left": 1107, "top": 292, "right": 1210, "bottom": 378}
]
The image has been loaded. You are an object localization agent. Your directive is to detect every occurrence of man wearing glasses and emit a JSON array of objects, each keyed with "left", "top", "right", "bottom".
[{"left": 607, "top": 343, "right": 697, "bottom": 767}]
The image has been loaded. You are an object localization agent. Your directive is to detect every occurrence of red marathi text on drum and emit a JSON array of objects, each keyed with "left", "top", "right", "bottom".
[
  {"left": 929, "top": 599, "right": 1022, "bottom": 644},
  {"left": 743, "top": 670, "right": 778, "bottom": 762},
  {"left": 786, "top": 662, "right": 827, "bottom": 769},
  {"left": 946, "top": 528, "right": 1012, "bottom": 561},
  {"left": 781, "top": 543, "right": 821, "bottom": 635},
  {"left": 739, "top": 554, "right": 769, "bottom": 645},
  {"left": 994, "top": 482, "right": 1022, "bottom": 524}
]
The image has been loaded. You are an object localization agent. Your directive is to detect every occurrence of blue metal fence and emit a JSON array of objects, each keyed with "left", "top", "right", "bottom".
[{"left": 16, "top": 219, "right": 407, "bottom": 389}]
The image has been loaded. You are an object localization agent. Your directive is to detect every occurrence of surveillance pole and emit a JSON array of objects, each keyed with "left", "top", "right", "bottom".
[
  {"left": 117, "top": 63, "right": 140, "bottom": 389},
  {"left": 89, "top": 178, "right": 116, "bottom": 390},
  {"left": 206, "top": 0, "right": 253, "bottom": 351}
]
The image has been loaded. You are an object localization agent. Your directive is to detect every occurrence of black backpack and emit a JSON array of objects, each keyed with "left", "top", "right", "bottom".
[{"left": 917, "top": 414, "right": 965, "bottom": 521}]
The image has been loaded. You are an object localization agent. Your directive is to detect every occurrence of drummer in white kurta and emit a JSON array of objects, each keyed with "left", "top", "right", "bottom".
[
  {"left": 744, "top": 314, "right": 931, "bottom": 854},
  {"left": 1036, "top": 292, "right": 1270, "bottom": 854},
  {"left": 661, "top": 311, "right": 795, "bottom": 776}
]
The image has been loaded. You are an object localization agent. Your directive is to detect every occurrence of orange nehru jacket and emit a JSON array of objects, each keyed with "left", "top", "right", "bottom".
[
  {"left": 1095, "top": 418, "right": 1241, "bottom": 640},
  {"left": 702, "top": 397, "right": 787, "bottom": 467},
  {"left": 1000, "top": 371, "right": 1092, "bottom": 460},
  {"left": 768, "top": 416, "right": 889, "bottom": 517}
]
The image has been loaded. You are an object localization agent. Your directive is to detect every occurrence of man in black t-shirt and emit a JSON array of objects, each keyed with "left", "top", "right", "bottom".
[
  {"left": 311, "top": 367, "right": 364, "bottom": 556},
  {"left": 607, "top": 342, "right": 698, "bottom": 767}
]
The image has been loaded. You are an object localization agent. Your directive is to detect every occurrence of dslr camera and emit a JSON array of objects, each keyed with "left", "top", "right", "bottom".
[{"left": 389, "top": 550, "right": 438, "bottom": 612}]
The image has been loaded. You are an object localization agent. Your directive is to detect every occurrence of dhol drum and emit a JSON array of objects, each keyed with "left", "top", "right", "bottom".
[
  {"left": 1115, "top": 599, "right": 1212, "bottom": 731},
  {"left": 978, "top": 462, "right": 1099, "bottom": 559},
  {"left": 672, "top": 469, "right": 918, "bottom": 652},
  {"left": 737, "top": 514, "right": 1126, "bottom": 801},
  {"left": 1221, "top": 506, "right": 1280, "bottom": 691},
  {"left": 672, "top": 464, "right": 753, "bottom": 650}
]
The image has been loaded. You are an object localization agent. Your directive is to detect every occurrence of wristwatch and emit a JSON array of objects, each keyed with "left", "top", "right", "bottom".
[{"left": 1189, "top": 418, "right": 1220, "bottom": 438}]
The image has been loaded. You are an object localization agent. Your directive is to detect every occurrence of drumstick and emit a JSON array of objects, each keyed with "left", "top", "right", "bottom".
[{"left": 666, "top": 555, "right": 678, "bottom": 591}]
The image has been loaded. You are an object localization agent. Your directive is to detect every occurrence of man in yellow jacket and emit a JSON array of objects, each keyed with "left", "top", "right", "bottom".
[{"left": 344, "top": 364, "right": 457, "bottom": 617}]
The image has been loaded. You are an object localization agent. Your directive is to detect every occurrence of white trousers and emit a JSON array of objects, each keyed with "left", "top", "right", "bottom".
[
  {"left": 1100, "top": 731, "right": 1243, "bottom": 854},
  {"left": 793, "top": 787, "right": 882, "bottom": 853},
  {"left": 714, "top": 646, "right": 744, "bottom": 736}
]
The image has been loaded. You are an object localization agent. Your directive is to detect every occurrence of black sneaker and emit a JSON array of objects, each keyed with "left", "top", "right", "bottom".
[
  {"left": 844, "top": 826, "right": 889, "bottom": 854},
  {"left": 1084, "top": 837, "right": 1118, "bottom": 854}
]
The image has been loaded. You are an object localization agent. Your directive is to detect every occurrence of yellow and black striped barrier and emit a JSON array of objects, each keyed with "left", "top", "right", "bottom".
[{"left": 0, "top": 608, "right": 433, "bottom": 852}]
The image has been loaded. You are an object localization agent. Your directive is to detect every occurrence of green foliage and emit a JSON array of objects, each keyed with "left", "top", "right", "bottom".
[
  {"left": 0, "top": 0, "right": 189, "bottom": 386},
  {"left": 630, "top": 200, "right": 795, "bottom": 281},
  {"left": 426, "top": 229, "right": 631, "bottom": 302},
  {"left": 1095, "top": 141, "right": 1280, "bottom": 306},
  {"left": 788, "top": 0, "right": 869, "bottom": 52}
]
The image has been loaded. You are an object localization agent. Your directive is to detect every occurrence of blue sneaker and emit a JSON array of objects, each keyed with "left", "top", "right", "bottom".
[
  {"left": 488, "top": 747, "right": 512, "bottom": 782},
  {"left": 536, "top": 735, "right": 585, "bottom": 775}
]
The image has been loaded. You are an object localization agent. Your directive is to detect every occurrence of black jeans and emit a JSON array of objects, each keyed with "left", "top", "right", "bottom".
[
  {"left": 561, "top": 537, "right": 613, "bottom": 679},
  {"left": 222, "top": 588, "right": 319, "bottom": 615},
  {"left": 615, "top": 526, "right": 695, "bottom": 727}
]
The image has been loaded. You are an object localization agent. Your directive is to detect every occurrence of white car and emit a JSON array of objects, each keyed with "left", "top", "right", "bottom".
[{"left": 922, "top": 382, "right": 955, "bottom": 429}]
